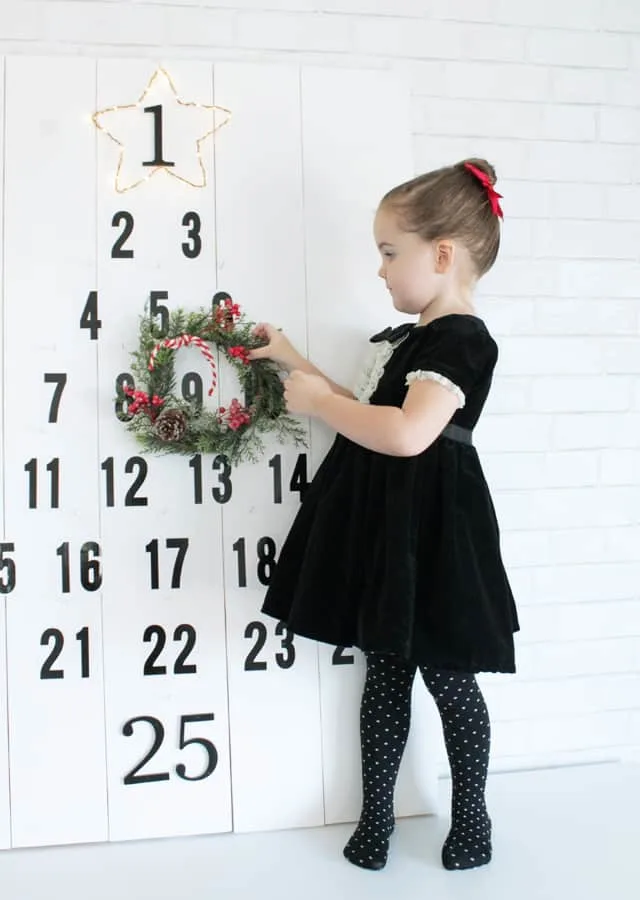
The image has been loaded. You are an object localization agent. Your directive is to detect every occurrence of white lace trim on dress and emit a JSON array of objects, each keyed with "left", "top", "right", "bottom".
[
  {"left": 353, "top": 335, "right": 408, "bottom": 403},
  {"left": 405, "top": 370, "right": 466, "bottom": 408}
]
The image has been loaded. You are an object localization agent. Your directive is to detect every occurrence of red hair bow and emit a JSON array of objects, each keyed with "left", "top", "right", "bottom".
[{"left": 464, "top": 162, "right": 503, "bottom": 219}]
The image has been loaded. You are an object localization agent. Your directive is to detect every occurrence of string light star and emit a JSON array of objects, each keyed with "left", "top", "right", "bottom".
[{"left": 92, "top": 67, "right": 232, "bottom": 193}]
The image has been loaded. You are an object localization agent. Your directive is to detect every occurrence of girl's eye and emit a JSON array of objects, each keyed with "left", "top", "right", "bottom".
[{"left": 383, "top": 251, "right": 395, "bottom": 259}]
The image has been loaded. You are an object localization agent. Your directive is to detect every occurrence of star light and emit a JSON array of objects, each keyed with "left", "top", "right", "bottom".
[{"left": 92, "top": 67, "right": 231, "bottom": 193}]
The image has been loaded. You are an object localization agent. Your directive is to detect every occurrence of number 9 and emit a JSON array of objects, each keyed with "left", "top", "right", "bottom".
[{"left": 182, "top": 372, "right": 203, "bottom": 410}]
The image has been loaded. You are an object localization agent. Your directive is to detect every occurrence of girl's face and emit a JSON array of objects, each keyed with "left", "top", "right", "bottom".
[{"left": 373, "top": 205, "right": 443, "bottom": 316}]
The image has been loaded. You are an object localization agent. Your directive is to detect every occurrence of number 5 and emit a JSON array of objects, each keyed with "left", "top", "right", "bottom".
[
  {"left": 0, "top": 543, "right": 16, "bottom": 594},
  {"left": 149, "top": 291, "right": 169, "bottom": 337},
  {"left": 176, "top": 714, "right": 218, "bottom": 782}
]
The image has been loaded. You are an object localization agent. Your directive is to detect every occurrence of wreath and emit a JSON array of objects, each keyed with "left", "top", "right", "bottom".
[{"left": 118, "top": 293, "right": 307, "bottom": 465}]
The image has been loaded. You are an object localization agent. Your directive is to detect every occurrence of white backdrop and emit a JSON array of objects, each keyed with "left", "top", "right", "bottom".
[{"left": 0, "top": 56, "right": 440, "bottom": 850}]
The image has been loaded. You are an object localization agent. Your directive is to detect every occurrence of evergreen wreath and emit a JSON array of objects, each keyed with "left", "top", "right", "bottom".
[{"left": 118, "top": 292, "right": 307, "bottom": 464}]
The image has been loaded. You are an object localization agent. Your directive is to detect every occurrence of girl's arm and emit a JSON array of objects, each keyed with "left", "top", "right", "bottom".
[
  {"left": 286, "top": 372, "right": 460, "bottom": 457},
  {"left": 248, "top": 323, "right": 355, "bottom": 399},
  {"left": 285, "top": 352, "right": 355, "bottom": 399}
]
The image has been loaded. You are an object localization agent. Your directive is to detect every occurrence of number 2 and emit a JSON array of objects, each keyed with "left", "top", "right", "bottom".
[{"left": 112, "top": 211, "right": 134, "bottom": 258}]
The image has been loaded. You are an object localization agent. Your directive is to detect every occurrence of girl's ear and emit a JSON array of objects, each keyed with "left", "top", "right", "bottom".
[{"left": 434, "top": 240, "right": 454, "bottom": 274}]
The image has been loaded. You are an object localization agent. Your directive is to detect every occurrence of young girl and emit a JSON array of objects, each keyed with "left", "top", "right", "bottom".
[{"left": 249, "top": 158, "right": 519, "bottom": 872}]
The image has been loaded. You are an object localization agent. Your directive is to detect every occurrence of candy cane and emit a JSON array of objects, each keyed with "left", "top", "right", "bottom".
[{"left": 148, "top": 334, "right": 217, "bottom": 396}]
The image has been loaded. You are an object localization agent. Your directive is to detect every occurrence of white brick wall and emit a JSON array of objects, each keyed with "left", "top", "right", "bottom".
[{"left": 1, "top": 0, "right": 638, "bottom": 770}]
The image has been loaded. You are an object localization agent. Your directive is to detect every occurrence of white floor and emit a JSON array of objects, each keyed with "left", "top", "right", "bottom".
[{"left": 0, "top": 762, "right": 637, "bottom": 900}]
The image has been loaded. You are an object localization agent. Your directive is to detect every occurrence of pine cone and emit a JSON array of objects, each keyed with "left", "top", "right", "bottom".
[{"left": 154, "top": 409, "right": 187, "bottom": 442}]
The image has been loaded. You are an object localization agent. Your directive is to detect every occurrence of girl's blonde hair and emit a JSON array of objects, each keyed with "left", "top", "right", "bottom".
[{"left": 380, "top": 158, "right": 502, "bottom": 277}]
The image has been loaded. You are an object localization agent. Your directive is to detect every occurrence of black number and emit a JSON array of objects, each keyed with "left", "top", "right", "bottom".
[
  {"left": 77, "top": 627, "right": 90, "bottom": 678},
  {"left": 257, "top": 537, "right": 277, "bottom": 586},
  {"left": 274, "top": 621, "right": 296, "bottom": 669},
  {"left": 143, "top": 625, "right": 167, "bottom": 675},
  {"left": 40, "top": 628, "right": 89, "bottom": 679},
  {"left": 332, "top": 647, "right": 355, "bottom": 666},
  {"left": 143, "top": 105, "right": 175, "bottom": 168},
  {"left": 290, "top": 454, "right": 310, "bottom": 499},
  {"left": 40, "top": 628, "right": 64, "bottom": 679},
  {"left": 44, "top": 373, "right": 68, "bottom": 423},
  {"left": 167, "top": 538, "right": 188, "bottom": 588},
  {"left": 174, "top": 625, "right": 197, "bottom": 674},
  {"left": 25, "top": 458, "right": 60, "bottom": 509},
  {"left": 233, "top": 537, "right": 247, "bottom": 588},
  {"left": 102, "top": 457, "right": 149, "bottom": 507},
  {"left": 244, "top": 621, "right": 267, "bottom": 671},
  {"left": 269, "top": 455, "right": 283, "bottom": 504},
  {"left": 244, "top": 621, "right": 296, "bottom": 671},
  {"left": 233, "top": 537, "right": 277, "bottom": 587},
  {"left": 150, "top": 291, "right": 169, "bottom": 337},
  {"left": 123, "top": 714, "right": 217, "bottom": 785},
  {"left": 146, "top": 540, "right": 159, "bottom": 590},
  {"left": 125, "top": 458, "right": 148, "bottom": 506},
  {"left": 189, "top": 454, "right": 232, "bottom": 505},
  {"left": 56, "top": 542, "right": 70, "bottom": 593},
  {"left": 176, "top": 714, "right": 217, "bottom": 781},
  {"left": 46, "top": 459, "right": 60, "bottom": 508},
  {"left": 123, "top": 716, "right": 170, "bottom": 785},
  {"left": 112, "top": 211, "right": 134, "bottom": 258},
  {"left": 56, "top": 542, "right": 102, "bottom": 594},
  {"left": 182, "top": 212, "right": 202, "bottom": 259},
  {"left": 142, "top": 624, "right": 197, "bottom": 676},
  {"left": 212, "top": 455, "right": 232, "bottom": 503},
  {"left": 181, "top": 372, "right": 203, "bottom": 410},
  {"left": 0, "top": 543, "right": 16, "bottom": 594},
  {"left": 80, "top": 542, "right": 102, "bottom": 591},
  {"left": 80, "top": 290, "right": 102, "bottom": 340},
  {"left": 269, "top": 453, "right": 309, "bottom": 504},
  {"left": 189, "top": 456, "right": 203, "bottom": 504},
  {"left": 115, "top": 373, "right": 136, "bottom": 418},
  {"left": 145, "top": 538, "right": 189, "bottom": 590}
]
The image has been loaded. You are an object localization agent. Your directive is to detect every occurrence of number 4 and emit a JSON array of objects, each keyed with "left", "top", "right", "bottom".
[{"left": 80, "top": 291, "right": 102, "bottom": 340}]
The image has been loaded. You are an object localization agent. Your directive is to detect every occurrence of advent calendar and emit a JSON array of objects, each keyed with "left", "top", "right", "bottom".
[{"left": 0, "top": 56, "right": 440, "bottom": 849}]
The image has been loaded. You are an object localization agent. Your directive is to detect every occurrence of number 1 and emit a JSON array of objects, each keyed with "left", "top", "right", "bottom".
[{"left": 143, "top": 105, "right": 175, "bottom": 168}]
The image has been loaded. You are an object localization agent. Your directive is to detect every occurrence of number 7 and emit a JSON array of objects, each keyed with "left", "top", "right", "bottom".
[
  {"left": 166, "top": 538, "right": 189, "bottom": 589},
  {"left": 44, "top": 373, "right": 68, "bottom": 423}
]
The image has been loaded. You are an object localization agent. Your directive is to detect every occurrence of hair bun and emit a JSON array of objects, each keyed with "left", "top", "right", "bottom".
[{"left": 460, "top": 158, "right": 497, "bottom": 186}]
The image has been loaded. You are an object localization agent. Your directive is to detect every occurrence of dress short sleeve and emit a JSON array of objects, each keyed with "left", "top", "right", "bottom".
[{"left": 405, "top": 317, "right": 498, "bottom": 408}]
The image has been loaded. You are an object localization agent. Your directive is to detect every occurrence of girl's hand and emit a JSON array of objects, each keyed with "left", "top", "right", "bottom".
[
  {"left": 284, "top": 370, "right": 333, "bottom": 416},
  {"left": 248, "top": 323, "right": 300, "bottom": 370}
]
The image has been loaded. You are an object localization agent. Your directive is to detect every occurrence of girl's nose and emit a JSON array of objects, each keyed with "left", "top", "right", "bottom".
[{"left": 378, "top": 264, "right": 385, "bottom": 280}]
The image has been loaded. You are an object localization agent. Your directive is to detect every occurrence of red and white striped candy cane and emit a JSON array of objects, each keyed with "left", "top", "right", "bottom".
[{"left": 148, "top": 334, "right": 217, "bottom": 396}]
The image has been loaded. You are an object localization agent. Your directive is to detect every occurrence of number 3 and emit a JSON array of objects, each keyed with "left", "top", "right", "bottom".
[{"left": 182, "top": 212, "right": 202, "bottom": 259}]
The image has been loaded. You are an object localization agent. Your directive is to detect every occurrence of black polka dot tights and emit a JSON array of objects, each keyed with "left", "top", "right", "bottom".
[{"left": 343, "top": 652, "right": 492, "bottom": 871}]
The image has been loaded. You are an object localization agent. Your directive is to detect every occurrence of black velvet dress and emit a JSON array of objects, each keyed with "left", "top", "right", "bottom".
[{"left": 261, "top": 314, "right": 519, "bottom": 674}]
